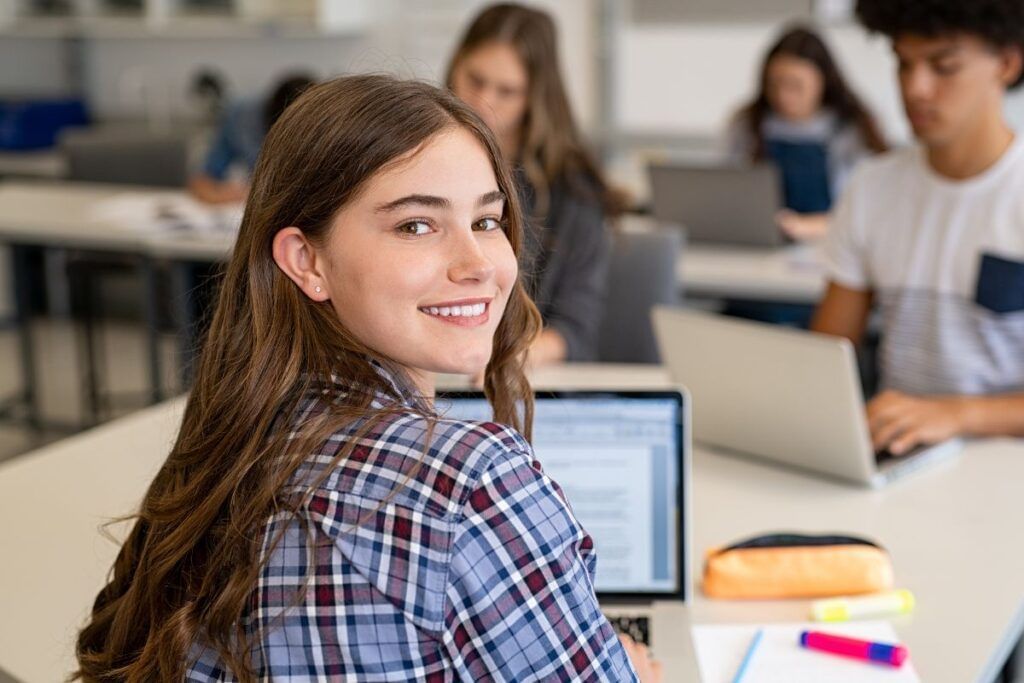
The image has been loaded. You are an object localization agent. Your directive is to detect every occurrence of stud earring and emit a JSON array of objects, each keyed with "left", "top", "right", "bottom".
[{"left": 315, "top": 286, "right": 322, "bottom": 293}]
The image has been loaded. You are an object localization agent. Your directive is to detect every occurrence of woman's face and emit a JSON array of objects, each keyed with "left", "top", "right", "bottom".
[
  {"left": 765, "top": 54, "right": 825, "bottom": 122},
  {"left": 316, "top": 127, "right": 518, "bottom": 389},
  {"left": 450, "top": 41, "right": 529, "bottom": 144}
]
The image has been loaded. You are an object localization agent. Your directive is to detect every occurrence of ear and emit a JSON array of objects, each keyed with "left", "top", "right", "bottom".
[
  {"left": 999, "top": 45, "right": 1023, "bottom": 89},
  {"left": 271, "top": 226, "right": 331, "bottom": 302}
]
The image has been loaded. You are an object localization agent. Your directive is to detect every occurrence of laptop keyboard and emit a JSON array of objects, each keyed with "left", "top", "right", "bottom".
[
  {"left": 606, "top": 614, "right": 651, "bottom": 646},
  {"left": 875, "top": 443, "right": 928, "bottom": 463}
]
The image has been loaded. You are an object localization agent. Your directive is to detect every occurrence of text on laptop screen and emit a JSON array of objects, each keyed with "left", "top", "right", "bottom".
[{"left": 437, "top": 394, "right": 681, "bottom": 595}]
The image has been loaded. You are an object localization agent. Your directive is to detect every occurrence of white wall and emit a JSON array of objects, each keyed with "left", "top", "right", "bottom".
[
  {"left": 615, "top": 22, "right": 909, "bottom": 144},
  {"left": 614, "top": 20, "right": 1024, "bottom": 145},
  {"left": 82, "top": 35, "right": 369, "bottom": 120},
  {"left": 15, "top": 0, "right": 597, "bottom": 129},
  {"left": 0, "top": 37, "right": 71, "bottom": 95},
  {"left": 357, "top": 0, "right": 598, "bottom": 131},
  {"left": 9, "top": 9, "right": 1024, "bottom": 148}
]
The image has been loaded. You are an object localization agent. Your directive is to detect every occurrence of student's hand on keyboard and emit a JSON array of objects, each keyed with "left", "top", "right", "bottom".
[
  {"left": 618, "top": 634, "right": 663, "bottom": 683},
  {"left": 867, "top": 389, "right": 966, "bottom": 456}
]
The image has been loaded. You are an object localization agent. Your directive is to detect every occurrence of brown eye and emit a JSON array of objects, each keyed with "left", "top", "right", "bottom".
[
  {"left": 473, "top": 217, "right": 502, "bottom": 232},
  {"left": 397, "top": 220, "right": 432, "bottom": 236}
]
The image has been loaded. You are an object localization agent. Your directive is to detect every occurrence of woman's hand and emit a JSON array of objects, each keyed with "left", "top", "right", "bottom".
[
  {"left": 776, "top": 210, "right": 829, "bottom": 241},
  {"left": 618, "top": 634, "right": 664, "bottom": 683}
]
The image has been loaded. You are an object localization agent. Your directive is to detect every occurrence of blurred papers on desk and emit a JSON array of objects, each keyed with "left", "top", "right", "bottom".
[{"left": 90, "top": 193, "right": 244, "bottom": 235}]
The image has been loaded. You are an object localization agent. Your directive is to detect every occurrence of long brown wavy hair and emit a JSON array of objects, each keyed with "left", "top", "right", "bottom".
[
  {"left": 446, "top": 2, "right": 624, "bottom": 216},
  {"left": 74, "top": 74, "right": 540, "bottom": 682},
  {"left": 738, "top": 25, "right": 888, "bottom": 158}
]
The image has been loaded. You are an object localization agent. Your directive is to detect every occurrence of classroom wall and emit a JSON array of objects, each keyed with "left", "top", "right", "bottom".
[
  {"left": 0, "top": 37, "right": 72, "bottom": 96},
  {"left": 615, "top": 20, "right": 1024, "bottom": 144},
  {"left": 0, "top": 0, "right": 597, "bottom": 130},
  {"left": 82, "top": 36, "right": 369, "bottom": 121},
  {"left": 7, "top": 8, "right": 1024, "bottom": 148},
  {"left": 615, "top": 22, "right": 908, "bottom": 143}
]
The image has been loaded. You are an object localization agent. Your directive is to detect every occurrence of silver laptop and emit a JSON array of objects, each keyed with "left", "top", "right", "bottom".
[
  {"left": 436, "top": 389, "right": 697, "bottom": 673},
  {"left": 653, "top": 307, "right": 962, "bottom": 488},
  {"left": 648, "top": 162, "right": 788, "bottom": 248}
]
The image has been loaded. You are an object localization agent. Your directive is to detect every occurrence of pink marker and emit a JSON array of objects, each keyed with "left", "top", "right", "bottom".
[{"left": 799, "top": 630, "right": 909, "bottom": 667}]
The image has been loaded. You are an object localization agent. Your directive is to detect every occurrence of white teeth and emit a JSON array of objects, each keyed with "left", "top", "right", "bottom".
[{"left": 420, "top": 302, "right": 488, "bottom": 317}]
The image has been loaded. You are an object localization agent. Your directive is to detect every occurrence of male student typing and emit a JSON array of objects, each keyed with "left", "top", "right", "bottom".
[{"left": 812, "top": 0, "right": 1024, "bottom": 455}]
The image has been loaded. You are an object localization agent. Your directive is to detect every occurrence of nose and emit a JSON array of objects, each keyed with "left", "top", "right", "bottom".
[
  {"left": 448, "top": 230, "right": 496, "bottom": 284},
  {"left": 902, "top": 63, "right": 935, "bottom": 102}
]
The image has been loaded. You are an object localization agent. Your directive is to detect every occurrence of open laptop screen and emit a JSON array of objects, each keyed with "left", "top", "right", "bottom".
[{"left": 437, "top": 390, "right": 687, "bottom": 601}]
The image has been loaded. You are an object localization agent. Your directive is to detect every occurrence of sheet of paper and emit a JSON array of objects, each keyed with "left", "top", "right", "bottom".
[
  {"left": 692, "top": 621, "right": 920, "bottom": 683},
  {"left": 90, "top": 193, "right": 243, "bottom": 234}
]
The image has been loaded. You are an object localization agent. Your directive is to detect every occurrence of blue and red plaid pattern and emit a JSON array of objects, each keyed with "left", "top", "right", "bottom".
[{"left": 186, "top": 374, "right": 638, "bottom": 682}]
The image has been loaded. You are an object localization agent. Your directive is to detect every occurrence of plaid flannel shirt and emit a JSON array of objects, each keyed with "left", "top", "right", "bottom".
[{"left": 186, "top": 371, "right": 638, "bottom": 682}]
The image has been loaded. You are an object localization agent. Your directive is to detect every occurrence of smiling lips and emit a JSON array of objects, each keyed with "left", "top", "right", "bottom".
[{"left": 418, "top": 300, "right": 491, "bottom": 327}]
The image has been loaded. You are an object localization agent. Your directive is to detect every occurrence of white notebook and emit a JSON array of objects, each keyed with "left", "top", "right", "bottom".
[{"left": 692, "top": 621, "right": 921, "bottom": 683}]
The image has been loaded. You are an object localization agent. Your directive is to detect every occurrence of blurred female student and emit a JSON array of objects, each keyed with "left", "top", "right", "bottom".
[
  {"left": 189, "top": 74, "right": 314, "bottom": 205},
  {"left": 448, "top": 3, "right": 624, "bottom": 365},
  {"left": 74, "top": 75, "right": 660, "bottom": 682},
  {"left": 729, "top": 26, "right": 887, "bottom": 240}
]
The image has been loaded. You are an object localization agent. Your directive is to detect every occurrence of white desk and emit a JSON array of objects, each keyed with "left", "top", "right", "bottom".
[
  {"left": 2, "top": 364, "right": 1022, "bottom": 682},
  {"left": 0, "top": 180, "right": 164, "bottom": 250},
  {"left": 0, "top": 151, "right": 66, "bottom": 180},
  {"left": 0, "top": 398, "right": 186, "bottom": 683},
  {"left": 0, "top": 181, "right": 237, "bottom": 419},
  {"left": 621, "top": 214, "right": 827, "bottom": 305},
  {"left": 0, "top": 181, "right": 234, "bottom": 258},
  {"left": 681, "top": 243, "right": 825, "bottom": 304}
]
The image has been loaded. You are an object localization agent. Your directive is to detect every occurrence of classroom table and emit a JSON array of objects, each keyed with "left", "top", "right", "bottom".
[
  {"left": 0, "top": 150, "right": 66, "bottom": 180},
  {"left": 0, "top": 180, "right": 235, "bottom": 424},
  {"left": 1, "top": 363, "right": 1021, "bottom": 682},
  {"left": 622, "top": 214, "right": 827, "bottom": 305},
  {"left": 681, "top": 243, "right": 825, "bottom": 304}
]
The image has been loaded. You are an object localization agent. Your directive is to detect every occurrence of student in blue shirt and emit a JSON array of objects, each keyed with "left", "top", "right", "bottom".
[
  {"left": 728, "top": 26, "right": 887, "bottom": 241},
  {"left": 188, "top": 74, "right": 314, "bottom": 204}
]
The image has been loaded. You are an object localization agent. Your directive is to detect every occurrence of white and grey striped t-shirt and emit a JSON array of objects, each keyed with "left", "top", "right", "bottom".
[{"left": 824, "top": 137, "right": 1024, "bottom": 396}]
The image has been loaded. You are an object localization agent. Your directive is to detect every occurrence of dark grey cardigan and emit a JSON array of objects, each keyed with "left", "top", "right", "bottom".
[{"left": 519, "top": 171, "right": 612, "bottom": 362}]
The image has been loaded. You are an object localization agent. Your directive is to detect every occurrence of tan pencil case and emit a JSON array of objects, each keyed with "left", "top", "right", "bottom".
[{"left": 703, "top": 533, "right": 894, "bottom": 599}]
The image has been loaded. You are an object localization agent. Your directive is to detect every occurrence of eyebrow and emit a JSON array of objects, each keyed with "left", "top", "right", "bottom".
[
  {"left": 896, "top": 44, "right": 962, "bottom": 61},
  {"left": 374, "top": 190, "right": 505, "bottom": 213},
  {"left": 927, "top": 46, "right": 962, "bottom": 60}
]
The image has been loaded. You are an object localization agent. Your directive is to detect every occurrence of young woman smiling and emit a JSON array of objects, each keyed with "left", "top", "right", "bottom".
[{"left": 73, "top": 75, "right": 660, "bottom": 682}]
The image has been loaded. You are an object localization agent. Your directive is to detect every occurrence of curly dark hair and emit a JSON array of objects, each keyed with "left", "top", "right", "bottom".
[{"left": 856, "top": 0, "right": 1024, "bottom": 87}]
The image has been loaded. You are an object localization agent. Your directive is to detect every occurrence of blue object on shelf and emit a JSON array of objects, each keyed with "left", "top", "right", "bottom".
[{"left": 0, "top": 98, "right": 90, "bottom": 150}]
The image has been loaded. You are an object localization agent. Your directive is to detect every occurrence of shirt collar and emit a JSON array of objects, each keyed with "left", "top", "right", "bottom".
[{"left": 321, "top": 358, "right": 426, "bottom": 412}]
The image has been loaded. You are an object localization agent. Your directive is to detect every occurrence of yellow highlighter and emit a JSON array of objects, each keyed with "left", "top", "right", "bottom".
[{"left": 811, "top": 589, "right": 915, "bottom": 622}]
